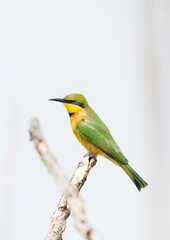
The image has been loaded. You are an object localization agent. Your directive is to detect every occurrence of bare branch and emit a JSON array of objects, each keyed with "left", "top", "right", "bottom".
[
  {"left": 46, "top": 155, "right": 98, "bottom": 240},
  {"left": 29, "top": 118, "right": 103, "bottom": 240}
]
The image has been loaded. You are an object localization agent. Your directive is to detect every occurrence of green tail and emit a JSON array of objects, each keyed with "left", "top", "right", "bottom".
[{"left": 121, "top": 164, "right": 148, "bottom": 191}]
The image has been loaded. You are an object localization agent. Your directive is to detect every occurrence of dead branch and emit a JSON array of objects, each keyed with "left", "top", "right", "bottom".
[{"left": 29, "top": 118, "right": 103, "bottom": 240}]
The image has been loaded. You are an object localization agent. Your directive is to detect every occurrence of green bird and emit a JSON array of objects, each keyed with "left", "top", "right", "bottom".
[{"left": 49, "top": 93, "right": 148, "bottom": 191}]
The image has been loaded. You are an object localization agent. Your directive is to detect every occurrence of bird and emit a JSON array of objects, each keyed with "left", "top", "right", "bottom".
[{"left": 49, "top": 93, "right": 148, "bottom": 191}]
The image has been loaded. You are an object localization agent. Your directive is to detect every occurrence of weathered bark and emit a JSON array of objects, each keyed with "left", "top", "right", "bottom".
[{"left": 29, "top": 118, "right": 103, "bottom": 240}]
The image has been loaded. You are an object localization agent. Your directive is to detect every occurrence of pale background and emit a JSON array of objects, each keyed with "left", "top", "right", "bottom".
[{"left": 0, "top": 0, "right": 169, "bottom": 240}]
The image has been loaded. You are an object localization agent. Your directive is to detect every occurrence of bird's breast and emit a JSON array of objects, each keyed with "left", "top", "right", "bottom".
[
  {"left": 70, "top": 110, "right": 100, "bottom": 155},
  {"left": 70, "top": 109, "right": 87, "bottom": 134}
]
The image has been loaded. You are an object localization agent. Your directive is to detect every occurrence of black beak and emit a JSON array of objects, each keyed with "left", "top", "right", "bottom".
[{"left": 48, "top": 98, "right": 67, "bottom": 103}]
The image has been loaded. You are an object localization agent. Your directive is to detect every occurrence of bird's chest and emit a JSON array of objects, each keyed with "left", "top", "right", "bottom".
[
  {"left": 70, "top": 110, "right": 87, "bottom": 134},
  {"left": 70, "top": 111, "right": 99, "bottom": 154}
]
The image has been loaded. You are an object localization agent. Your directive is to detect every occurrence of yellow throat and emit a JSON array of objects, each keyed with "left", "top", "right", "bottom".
[{"left": 63, "top": 103, "right": 82, "bottom": 114}]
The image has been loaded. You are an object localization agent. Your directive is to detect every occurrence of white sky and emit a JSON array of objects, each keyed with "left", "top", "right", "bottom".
[{"left": 0, "top": 1, "right": 169, "bottom": 240}]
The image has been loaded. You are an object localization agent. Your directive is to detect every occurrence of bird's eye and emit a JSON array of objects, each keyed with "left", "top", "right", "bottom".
[{"left": 72, "top": 100, "right": 78, "bottom": 103}]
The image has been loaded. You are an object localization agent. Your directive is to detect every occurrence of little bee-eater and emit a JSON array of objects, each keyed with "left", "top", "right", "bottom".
[{"left": 49, "top": 93, "right": 148, "bottom": 191}]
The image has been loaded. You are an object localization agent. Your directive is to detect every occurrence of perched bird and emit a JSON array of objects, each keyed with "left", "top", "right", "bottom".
[{"left": 49, "top": 93, "right": 148, "bottom": 191}]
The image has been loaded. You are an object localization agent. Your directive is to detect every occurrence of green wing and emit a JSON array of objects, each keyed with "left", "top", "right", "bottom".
[{"left": 76, "top": 120, "right": 128, "bottom": 164}]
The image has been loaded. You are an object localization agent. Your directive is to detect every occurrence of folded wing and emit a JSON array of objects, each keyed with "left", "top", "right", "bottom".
[{"left": 77, "top": 120, "right": 128, "bottom": 165}]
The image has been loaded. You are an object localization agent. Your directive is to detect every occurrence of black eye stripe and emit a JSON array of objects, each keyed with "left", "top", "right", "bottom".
[{"left": 74, "top": 101, "right": 85, "bottom": 108}]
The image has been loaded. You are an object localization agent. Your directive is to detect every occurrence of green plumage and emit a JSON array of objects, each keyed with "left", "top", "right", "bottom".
[
  {"left": 77, "top": 120, "right": 128, "bottom": 164},
  {"left": 76, "top": 105, "right": 148, "bottom": 191}
]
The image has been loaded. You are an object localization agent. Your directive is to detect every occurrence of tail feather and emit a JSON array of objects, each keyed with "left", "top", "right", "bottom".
[{"left": 121, "top": 164, "right": 148, "bottom": 191}]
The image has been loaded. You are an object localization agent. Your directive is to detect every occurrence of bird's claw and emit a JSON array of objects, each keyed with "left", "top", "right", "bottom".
[
  {"left": 83, "top": 152, "right": 95, "bottom": 159},
  {"left": 83, "top": 153, "right": 97, "bottom": 167}
]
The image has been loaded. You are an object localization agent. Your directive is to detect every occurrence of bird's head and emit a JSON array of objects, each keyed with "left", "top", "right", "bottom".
[{"left": 49, "top": 93, "right": 88, "bottom": 116}]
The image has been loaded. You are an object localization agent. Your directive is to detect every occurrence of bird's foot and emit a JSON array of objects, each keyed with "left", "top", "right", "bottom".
[
  {"left": 83, "top": 152, "right": 97, "bottom": 167},
  {"left": 83, "top": 152, "right": 95, "bottom": 159}
]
